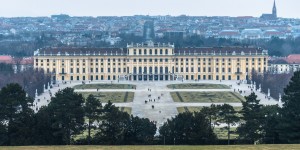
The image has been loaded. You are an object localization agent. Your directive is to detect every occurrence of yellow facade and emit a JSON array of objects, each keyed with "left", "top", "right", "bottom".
[{"left": 33, "top": 43, "right": 268, "bottom": 81}]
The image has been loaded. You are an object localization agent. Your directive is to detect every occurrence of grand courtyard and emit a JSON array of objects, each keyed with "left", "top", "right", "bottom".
[{"left": 33, "top": 80, "right": 280, "bottom": 130}]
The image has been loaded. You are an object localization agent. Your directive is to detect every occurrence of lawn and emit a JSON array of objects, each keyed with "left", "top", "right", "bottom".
[
  {"left": 171, "top": 92, "right": 245, "bottom": 103},
  {"left": 119, "top": 107, "right": 132, "bottom": 114},
  {"left": 77, "top": 92, "right": 134, "bottom": 103},
  {"left": 73, "top": 84, "right": 136, "bottom": 89},
  {"left": 214, "top": 127, "right": 239, "bottom": 140},
  {"left": 2, "top": 145, "right": 300, "bottom": 150},
  {"left": 167, "top": 83, "right": 230, "bottom": 89},
  {"left": 177, "top": 107, "right": 242, "bottom": 113}
]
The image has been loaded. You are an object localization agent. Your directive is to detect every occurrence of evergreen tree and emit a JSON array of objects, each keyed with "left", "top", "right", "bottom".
[
  {"left": 260, "top": 105, "right": 280, "bottom": 144},
  {"left": 94, "top": 101, "right": 130, "bottom": 145},
  {"left": 47, "top": 87, "right": 85, "bottom": 145},
  {"left": 217, "top": 104, "right": 239, "bottom": 145},
  {"left": 0, "top": 83, "right": 34, "bottom": 145},
  {"left": 159, "top": 112, "right": 216, "bottom": 145},
  {"left": 237, "top": 92, "right": 263, "bottom": 144},
  {"left": 84, "top": 94, "right": 102, "bottom": 145},
  {"left": 201, "top": 104, "right": 219, "bottom": 129},
  {"left": 278, "top": 71, "right": 300, "bottom": 143},
  {"left": 124, "top": 116, "right": 156, "bottom": 144}
]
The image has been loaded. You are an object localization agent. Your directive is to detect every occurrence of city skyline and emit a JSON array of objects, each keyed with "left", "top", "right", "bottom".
[{"left": 0, "top": 0, "right": 299, "bottom": 18}]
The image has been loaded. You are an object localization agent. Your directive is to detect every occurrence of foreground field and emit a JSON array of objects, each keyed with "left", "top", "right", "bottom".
[
  {"left": 167, "top": 83, "right": 230, "bottom": 89},
  {"left": 77, "top": 92, "right": 134, "bottom": 103},
  {"left": 74, "top": 84, "right": 136, "bottom": 89},
  {"left": 171, "top": 92, "right": 245, "bottom": 103},
  {"left": 1, "top": 145, "right": 300, "bottom": 150}
]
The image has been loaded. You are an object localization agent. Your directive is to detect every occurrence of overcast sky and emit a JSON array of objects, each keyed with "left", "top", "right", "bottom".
[{"left": 0, "top": 0, "right": 298, "bottom": 18}]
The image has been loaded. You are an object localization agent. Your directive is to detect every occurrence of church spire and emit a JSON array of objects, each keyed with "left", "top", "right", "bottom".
[{"left": 272, "top": 0, "right": 277, "bottom": 18}]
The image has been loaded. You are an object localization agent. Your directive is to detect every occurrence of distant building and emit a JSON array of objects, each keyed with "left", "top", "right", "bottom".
[
  {"left": 269, "top": 54, "right": 300, "bottom": 74},
  {"left": 143, "top": 20, "right": 155, "bottom": 41},
  {"left": 241, "top": 29, "right": 263, "bottom": 39},
  {"left": 260, "top": 0, "right": 277, "bottom": 20},
  {"left": 164, "top": 31, "right": 185, "bottom": 40},
  {"left": 0, "top": 55, "right": 33, "bottom": 73},
  {"left": 218, "top": 30, "right": 240, "bottom": 39},
  {"left": 34, "top": 43, "right": 268, "bottom": 81}
]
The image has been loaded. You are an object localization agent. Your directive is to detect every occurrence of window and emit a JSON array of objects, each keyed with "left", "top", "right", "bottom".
[
  {"left": 90, "top": 68, "right": 93, "bottom": 73},
  {"left": 82, "top": 68, "right": 85, "bottom": 73},
  {"left": 155, "top": 49, "right": 157, "bottom": 55},
  {"left": 134, "top": 49, "right": 136, "bottom": 55},
  {"left": 96, "top": 68, "right": 98, "bottom": 73},
  {"left": 165, "top": 49, "right": 168, "bottom": 55},
  {"left": 144, "top": 49, "right": 147, "bottom": 55},
  {"left": 150, "top": 49, "right": 152, "bottom": 54},
  {"left": 77, "top": 68, "right": 79, "bottom": 73},
  {"left": 165, "top": 59, "right": 168, "bottom": 62},
  {"left": 186, "top": 67, "right": 189, "bottom": 72},
  {"left": 70, "top": 68, "right": 73, "bottom": 73},
  {"left": 228, "top": 68, "right": 231, "bottom": 73},
  {"left": 139, "top": 49, "right": 141, "bottom": 55},
  {"left": 108, "top": 68, "right": 111, "bottom": 73},
  {"left": 160, "top": 49, "right": 163, "bottom": 55}
]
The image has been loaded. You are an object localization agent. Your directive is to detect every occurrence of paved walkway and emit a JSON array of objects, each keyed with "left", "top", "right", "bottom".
[{"left": 33, "top": 80, "right": 281, "bottom": 129}]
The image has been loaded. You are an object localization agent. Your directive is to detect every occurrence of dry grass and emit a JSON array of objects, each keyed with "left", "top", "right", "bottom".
[
  {"left": 167, "top": 83, "right": 230, "bottom": 89},
  {"left": 171, "top": 92, "right": 244, "bottom": 103},
  {"left": 1, "top": 145, "right": 300, "bottom": 150}
]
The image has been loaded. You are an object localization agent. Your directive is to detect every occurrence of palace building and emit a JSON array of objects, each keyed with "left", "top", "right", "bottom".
[{"left": 34, "top": 42, "right": 268, "bottom": 82}]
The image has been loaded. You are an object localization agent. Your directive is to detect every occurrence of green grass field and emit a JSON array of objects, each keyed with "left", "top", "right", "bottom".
[
  {"left": 171, "top": 92, "right": 244, "bottom": 103},
  {"left": 73, "top": 84, "right": 136, "bottom": 89},
  {"left": 167, "top": 83, "right": 230, "bottom": 89},
  {"left": 77, "top": 92, "right": 134, "bottom": 103},
  {"left": 1, "top": 145, "right": 300, "bottom": 150}
]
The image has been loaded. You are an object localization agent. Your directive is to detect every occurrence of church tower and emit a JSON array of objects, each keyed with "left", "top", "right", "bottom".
[{"left": 272, "top": 0, "right": 277, "bottom": 18}]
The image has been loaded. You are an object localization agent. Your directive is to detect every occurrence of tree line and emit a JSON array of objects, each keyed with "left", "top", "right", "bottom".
[
  {"left": 0, "top": 71, "right": 300, "bottom": 145},
  {"left": 0, "top": 64, "right": 51, "bottom": 98},
  {"left": 251, "top": 70, "right": 293, "bottom": 99},
  {"left": 1, "top": 32, "right": 300, "bottom": 57},
  {"left": 0, "top": 85, "right": 157, "bottom": 145}
]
